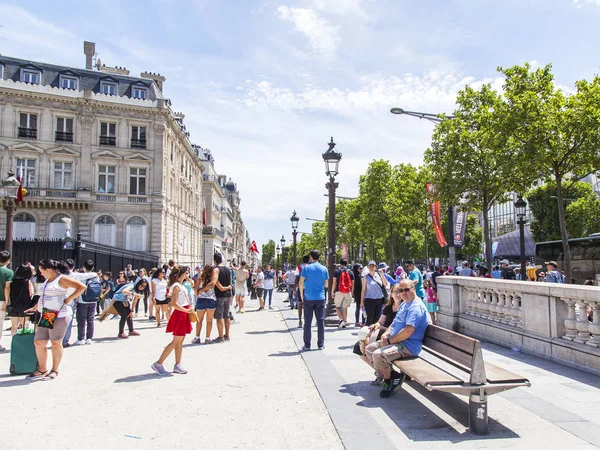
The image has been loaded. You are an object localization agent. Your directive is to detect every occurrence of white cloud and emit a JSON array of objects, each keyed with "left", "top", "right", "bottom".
[
  {"left": 277, "top": 6, "right": 340, "bottom": 56},
  {"left": 572, "top": 0, "right": 600, "bottom": 7}
]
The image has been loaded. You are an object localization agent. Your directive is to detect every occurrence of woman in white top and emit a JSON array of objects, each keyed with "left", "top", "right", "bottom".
[
  {"left": 151, "top": 266, "right": 192, "bottom": 376},
  {"left": 151, "top": 268, "right": 169, "bottom": 328},
  {"left": 234, "top": 262, "right": 249, "bottom": 314},
  {"left": 24, "top": 259, "right": 86, "bottom": 381}
]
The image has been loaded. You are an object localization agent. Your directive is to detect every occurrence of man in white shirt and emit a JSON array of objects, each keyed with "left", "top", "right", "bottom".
[
  {"left": 284, "top": 268, "right": 297, "bottom": 309},
  {"left": 253, "top": 267, "right": 265, "bottom": 311}
]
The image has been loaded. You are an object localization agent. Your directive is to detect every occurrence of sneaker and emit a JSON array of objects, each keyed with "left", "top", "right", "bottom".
[
  {"left": 173, "top": 364, "right": 188, "bottom": 374},
  {"left": 224, "top": 336, "right": 230, "bottom": 342},
  {"left": 342, "top": 322, "right": 348, "bottom": 329},
  {"left": 205, "top": 338, "right": 213, "bottom": 344},
  {"left": 191, "top": 336, "right": 201, "bottom": 344},
  {"left": 129, "top": 331, "right": 141, "bottom": 336},
  {"left": 268, "top": 306, "right": 274, "bottom": 310},
  {"left": 317, "top": 345, "right": 325, "bottom": 350},
  {"left": 301, "top": 345, "right": 311, "bottom": 351},
  {"left": 257, "top": 307, "right": 264, "bottom": 311},
  {"left": 118, "top": 333, "right": 128, "bottom": 339},
  {"left": 63, "top": 343, "right": 71, "bottom": 348},
  {"left": 238, "top": 309, "right": 245, "bottom": 314},
  {"left": 151, "top": 362, "right": 170, "bottom": 376},
  {"left": 338, "top": 320, "right": 344, "bottom": 329},
  {"left": 148, "top": 316, "right": 156, "bottom": 321},
  {"left": 371, "top": 375, "right": 384, "bottom": 385},
  {"left": 355, "top": 322, "right": 361, "bottom": 327},
  {"left": 213, "top": 337, "right": 224, "bottom": 344},
  {"left": 73, "top": 340, "right": 85, "bottom": 346},
  {"left": 380, "top": 372, "right": 406, "bottom": 398},
  {"left": 110, "top": 315, "right": 118, "bottom": 320},
  {"left": 298, "top": 320, "right": 303, "bottom": 328},
  {"left": 85, "top": 339, "right": 93, "bottom": 345},
  {"left": 133, "top": 313, "right": 138, "bottom": 318}
]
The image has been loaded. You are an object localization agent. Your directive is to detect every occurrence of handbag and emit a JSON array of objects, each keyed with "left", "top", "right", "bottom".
[
  {"left": 38, "top": 283, "right": 63, "bottom": 329},
  {"left": 188, "top": 311, "right": 198, "bottom": 323}
]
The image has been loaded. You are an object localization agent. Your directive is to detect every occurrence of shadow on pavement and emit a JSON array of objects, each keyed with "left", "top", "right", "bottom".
[
  {"left": 246, "top": 329, "right": 290, "bottom": 335},
  {"left": 91, "top": 336, "right": 120, "bottom": 343},
  {"left": 0, "top": 376, "right": 37, "bottom": 387},
  {"left": 338, "top": 345, "right": 354, "bottom": 350},
  {"left": 339, "top": 381, "right": 520, "bottom": 442},
  {"left": 114, "top": 372, "right": 166, "bottom": 383},
  {"left": 268, "top": 351, "right": 301, "bottom": 357}
]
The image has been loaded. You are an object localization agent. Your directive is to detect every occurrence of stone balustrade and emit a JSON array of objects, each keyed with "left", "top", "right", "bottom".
[{"left": 436, "top": 276, "right": 600, "bottom": 374}]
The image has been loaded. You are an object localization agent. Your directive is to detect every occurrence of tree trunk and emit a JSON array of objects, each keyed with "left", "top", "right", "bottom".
[
  {"left": 555, "top": 173, "right": 572, "bottom": 283},
  {"left": 483, "top": 195, "right": 493, "bottom": 269},
  {"left": 389, "top": 224, "right": 394, "bottom": 267}
]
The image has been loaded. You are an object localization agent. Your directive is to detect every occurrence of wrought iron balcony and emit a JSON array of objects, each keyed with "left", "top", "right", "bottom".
[
  {"left": 55, "top": 131, "right": 74, "bottom": 143},
  {"left": 18, "top": 127, "right": 37, "bottom": 139},
  {"left": 130, "top": 138, "right": 147, "bottom": 149},
  {"left": 99, "top": 135, "right": 116, "bottom": 147}
]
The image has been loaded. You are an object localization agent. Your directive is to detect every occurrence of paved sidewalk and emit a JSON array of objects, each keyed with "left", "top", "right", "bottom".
[
  {"left": 0, "top": 293, "right": 342, "bottom": 450},
  {"left": 281, "top": 303, "right": 600, "bottom": 449}
]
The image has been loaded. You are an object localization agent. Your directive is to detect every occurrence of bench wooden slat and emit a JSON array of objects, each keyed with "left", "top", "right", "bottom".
[
  {"left": 393, "top": 357, "right": 464, "bottom": 386},
  {"left": 485, "top": 362, "right": 530, "bottom": 384},
  {"left": 423, "top": 338, "right": 475, "bottom": 370},
  {"left": 425, "top": 325, "right": 478, "bottom": 355}
]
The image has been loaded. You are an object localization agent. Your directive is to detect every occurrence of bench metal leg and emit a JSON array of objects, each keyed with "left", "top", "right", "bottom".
[{"left": 468, "top": 390, "right": 488, "bottom": 435}]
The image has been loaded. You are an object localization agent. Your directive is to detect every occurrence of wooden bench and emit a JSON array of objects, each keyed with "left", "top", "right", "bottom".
[{"left": 392, "top": 324, "right": 531, "bottom": 434}]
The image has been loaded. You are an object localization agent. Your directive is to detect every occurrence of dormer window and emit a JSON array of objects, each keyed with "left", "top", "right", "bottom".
[
  {"left": 59, "top": 75, "right": 78, "bottom": 90},
  {"left": 132, "top": 86, "right": 148, "bottom": 99},
  {"left": 100, "top": 81, "right": 117, "bottom": 96},
  {"left": 21, "top": 69, "right": 41, "bottom": 84}
]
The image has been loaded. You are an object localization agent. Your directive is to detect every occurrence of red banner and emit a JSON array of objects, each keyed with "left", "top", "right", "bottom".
[{"left": 426, "top": 183, "right": 447, "bottom": 247}]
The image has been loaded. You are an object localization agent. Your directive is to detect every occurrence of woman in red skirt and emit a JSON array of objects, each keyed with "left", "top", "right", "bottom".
[{"left": 151, "top": 266, "right": 193, "bottom": 376}]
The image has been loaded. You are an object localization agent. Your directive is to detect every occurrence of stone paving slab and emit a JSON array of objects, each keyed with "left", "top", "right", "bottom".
[
  {"left": 281, "top": 304, "right": 600, "bottom": 449},
  {"left": 0, "top": 293, "right": 342, "bottom": 450}
]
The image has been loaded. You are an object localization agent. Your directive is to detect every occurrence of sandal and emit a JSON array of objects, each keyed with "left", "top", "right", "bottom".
[
  {"left": 42, "top": 370, "right": 59, "bottom": 381},
  {"left": 28, "top": 370, "right": 49, "bottom": 380}
]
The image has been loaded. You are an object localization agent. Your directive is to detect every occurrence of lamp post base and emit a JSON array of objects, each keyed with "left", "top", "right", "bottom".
[{"left": 324, "top": 296, "right": 339, "bottom": 326}]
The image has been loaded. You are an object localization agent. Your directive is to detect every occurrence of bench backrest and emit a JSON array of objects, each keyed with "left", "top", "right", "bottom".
[{"left": 423, "top": 325, "right": 487, "bottom": 384}]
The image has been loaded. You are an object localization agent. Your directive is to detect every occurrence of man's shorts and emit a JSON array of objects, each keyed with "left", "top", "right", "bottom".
[
  {"left": 155, "top": 299, "right": 170, "bottom": 306},
  {"left": 215, "top": 296, "right": 231, "bottom": 320},
  {"left": 34, "top": 316, "right": 69, "bottom": 342},
  {"left": 334, "top": 291, "right": 353, "bottom": 308},
  {"left": 256, "top": 288, "right": 264, "bottom": 298},
  {"left": 196, "top": 297, "right": 217, "bottom": 311}
]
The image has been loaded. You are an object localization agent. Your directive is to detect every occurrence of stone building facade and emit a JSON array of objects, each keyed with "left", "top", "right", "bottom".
[{"left": 0, "top": 42, "right": 205, "bottom": 267}]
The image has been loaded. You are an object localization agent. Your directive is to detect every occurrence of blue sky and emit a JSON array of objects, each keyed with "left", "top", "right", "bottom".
[{"left": 1, "top": 0, "right": 599, "bottom": 250}]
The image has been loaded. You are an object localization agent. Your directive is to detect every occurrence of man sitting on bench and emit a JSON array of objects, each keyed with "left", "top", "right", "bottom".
[{"left": 365, "top": 279, "right": 430, "bottom": 398}]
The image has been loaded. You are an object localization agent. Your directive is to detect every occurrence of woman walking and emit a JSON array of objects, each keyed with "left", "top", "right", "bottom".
[
  {"left": 133, "top": 268, "right": 150, "bottom": 317},
  {"left": 24, "top": 259, "right": 86, "bottom": 381},
  {"left": 3, "top": 263, "right": 35, "bottom": 335},
  {"left": 234, "top": 261, "right": 249, "bottom": 313},
  {"left": 151, "top": 268, "right": 169, "bottom": 327},
  {"left": 361, "top": 260, "right": 389, "bottom": 326},
  {"left": 151, "top": 266, "right": 193, "bottom": 375},
  {"left": 111, "top": 279, "right": 147, "bottom": 338},
  {"left": 352, "top": 264, "right": 363, "bottom": 327},
  {"left": 192, "top": 265, "right": 218, "bottom": 344}
]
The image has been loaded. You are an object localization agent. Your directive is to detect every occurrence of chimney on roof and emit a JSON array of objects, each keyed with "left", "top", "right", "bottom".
[
  {"left": 141, "top": 71, "right": 166, "bottom": 93},
  {"left": 84, "top": 41, "right": 95, "bottom": 70}
]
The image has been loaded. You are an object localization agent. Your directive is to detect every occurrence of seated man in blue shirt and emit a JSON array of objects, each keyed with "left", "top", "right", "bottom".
[{"left": 365, "top": 279, "right": 430, "bottom": 398}]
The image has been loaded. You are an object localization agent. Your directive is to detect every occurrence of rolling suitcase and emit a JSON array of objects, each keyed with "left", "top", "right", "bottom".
[{"left": 10, "top": 329, "right": 37, "bottom": 376}]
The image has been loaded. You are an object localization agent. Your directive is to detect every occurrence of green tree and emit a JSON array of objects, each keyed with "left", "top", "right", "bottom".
[
  {"left": 567, "top": 196, "right": 600, "bottom": 238},
  {"left": 502, "top": 63, "right": 600, "bottom": 281},
  {"left": 457, "top": 214, "right": 484, "bottom": 260},
  {"left": 425, "top": 83, "right": 520, "bottom": 267},
  {"left": 261, "top": 240, "right": 275, "bottom": 267}
]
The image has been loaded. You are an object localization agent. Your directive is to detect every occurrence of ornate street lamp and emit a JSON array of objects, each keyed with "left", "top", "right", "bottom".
[
  {"left": 322, "top": 137, "right": 341, "bottom": 325},
  {"left": 290, "top": 210, "right": 299, "bottom": 266},
  {"left": 1, "top": 171, "right": 21, "bottom": 257},
  {"left": 515, "top": 195, "right": 528, "bottom": 281},
  {"left": 404, "top": 230, "right": 411, "bottom": 260}
]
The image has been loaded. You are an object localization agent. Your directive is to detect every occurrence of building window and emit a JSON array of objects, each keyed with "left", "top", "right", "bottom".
[
  {"left": 53, "top": 162, "right": 73, "bottom": 189},
  {"left": 55, "top": 117, "right": 74, "bottom": 143},
  {"left": 21, "top": 69, "right": 40, "bottom": 84},
  {"left": 14, "top": 212, "right": 36, "bottom": 240},
  {"left": 60, "top": 75, "right": 78, "bottom": 90},
  {"left": 98, "top": 165, "right": 116, "bottom": 193},
  {"left": 129, "top": 167, "right": 146, "bottom": 195},
  {"left": 131, "top": 126, "right": 147, "bottom": 149},
  {"left": 132, "top": 86, "right": 148, "bottom": 99},
  {"left": 16, "top": 159, "right": 36, "bottom": 187},
  {"left": 0, "top": 65, "right": 4, "bottom": 79},
  {"left": 99, "top": 122, "right": 116, "bottom": 146},
  {"left": 126, "top": 216, "right": 147, "bottom": 251},
  {"left": 100, "top": 81, "right": 117, "bottom": 96},
  {"left": 93, "top": 215, "right": 116, "bottom": 246},
  {"left": 48, "top": 214, "right": 69, "bottom": 240},
  {"left": 18, "top": 113, "right": 38, "bottom": 139}
]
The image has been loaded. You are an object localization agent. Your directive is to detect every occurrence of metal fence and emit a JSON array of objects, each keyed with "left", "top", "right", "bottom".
[{"left": 0, "top": 239, "right": 159, "bottom": 273}]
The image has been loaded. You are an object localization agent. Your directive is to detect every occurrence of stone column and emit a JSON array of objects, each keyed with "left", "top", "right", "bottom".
[{"left": 563, "top": 299, "right": 579, "bottom": 340}]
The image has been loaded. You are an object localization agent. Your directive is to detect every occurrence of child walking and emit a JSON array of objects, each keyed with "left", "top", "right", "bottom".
[{"left": 424, "top": 279, "right": 438, "bottom": 324}]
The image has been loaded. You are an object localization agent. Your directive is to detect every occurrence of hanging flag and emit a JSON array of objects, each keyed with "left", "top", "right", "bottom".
[
  {"left": 426, "top": 183, "right": 447, "bottom": 247},
  {"left": 16, "top": 169, "right": 24, "bottom": 203},
  {"left": 202, "top": 208, "right": 207, "bottom": 226},
  {"left": 454, "top": 211, "right": 468, "bottom": 248},
  {"left": 249, "top": 241, "right": 259, "bottom": 254}
]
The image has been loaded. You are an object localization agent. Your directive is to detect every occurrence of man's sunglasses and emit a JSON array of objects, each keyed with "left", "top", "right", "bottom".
[{"left": 397, "top": 287, "right": 413, "bottom": 293}]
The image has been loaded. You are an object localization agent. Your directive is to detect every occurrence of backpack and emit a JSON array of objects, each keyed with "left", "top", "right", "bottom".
[
  {"left": 83, "top": 277, "right": 102, "bottom": 302},
  {"left": 338, "top": 269, "right": 352, "bottom": 293}
]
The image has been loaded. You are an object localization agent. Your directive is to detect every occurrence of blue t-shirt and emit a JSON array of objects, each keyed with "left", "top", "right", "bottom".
[
  {"left": 408, "top": 267, "right": 425, "bottom": 299},
  {"left": 301, "top": 262, "right": 329, "bottom": 300},
  {"left": 384, "top": 273, "right": 397, "bottom": 286},
  {"left": 113, "top": 283, "right": 134, "bottom": 302},
  {"left": 388, "top": 299, "right": 429, "bottom": 356},
  {"left": 492, "top": 270, "right": 501, "bottom": 279}
]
